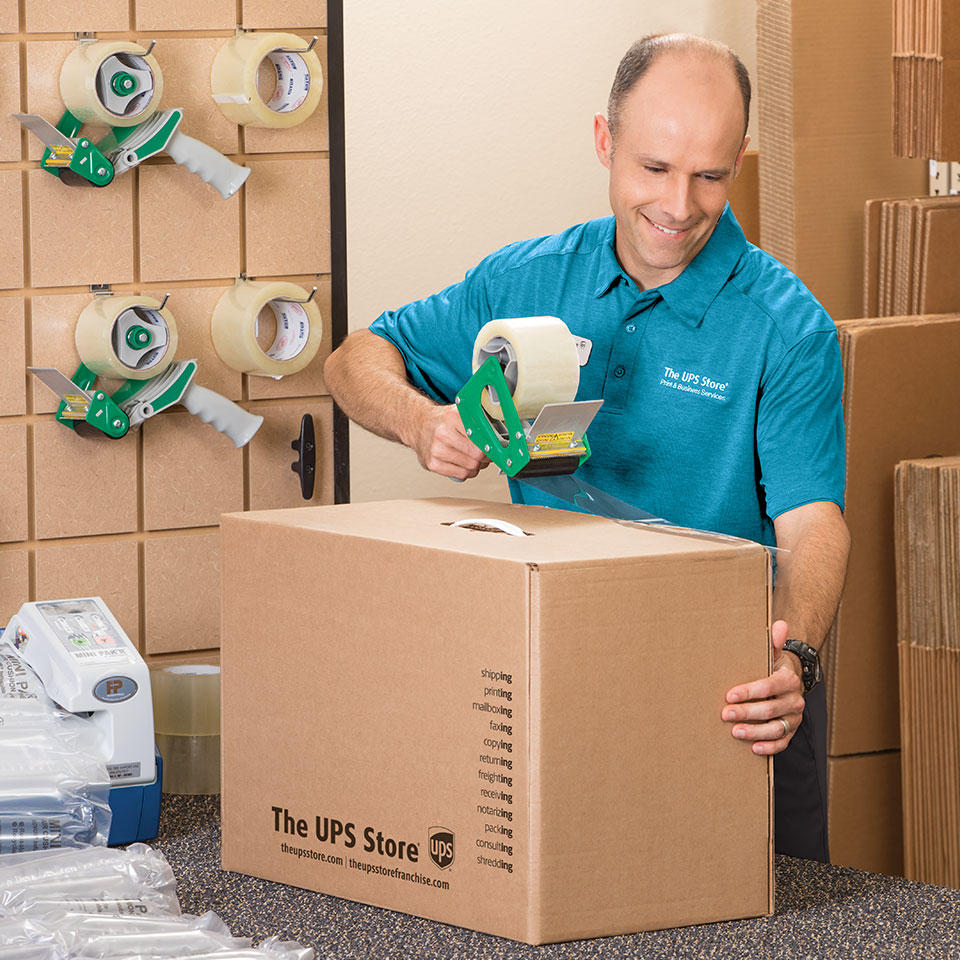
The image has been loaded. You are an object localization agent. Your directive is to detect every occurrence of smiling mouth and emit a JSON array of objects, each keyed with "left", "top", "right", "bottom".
[{"left": 643, "top": 214, "right": 687, "bottom": 236}]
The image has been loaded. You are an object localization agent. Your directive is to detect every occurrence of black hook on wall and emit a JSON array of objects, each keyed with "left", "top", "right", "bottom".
[{"left": 291, "top": 413, "right": 316, "bottom": 500}]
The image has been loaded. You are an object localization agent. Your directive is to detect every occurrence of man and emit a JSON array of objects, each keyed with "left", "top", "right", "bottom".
[{"left": 325, "top": 34, "right": 850, "bottom": 862}]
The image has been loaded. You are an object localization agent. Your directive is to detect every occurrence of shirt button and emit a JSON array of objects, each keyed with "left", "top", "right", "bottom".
[
  {"left": 625, "top": 323, "right": 636, "bottom": 333},
  {"left": 614, "top": 365, "right": 626, "bottom": 378}
]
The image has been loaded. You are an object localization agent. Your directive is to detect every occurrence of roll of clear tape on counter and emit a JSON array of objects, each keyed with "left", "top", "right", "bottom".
[
  {"left": 60, "top": 41, "right": 163, "bottom": 127},
  {"left": 150, "top": 666, "right": 220, "bottom": 795},
  {"left": 75, "top": 296, "right": 179, "bottom": 381},
  {"left": 211, "top": 281, "right": 322, "bottom": 378},
  {"left": 210, "top": 33, "right": 322, "bottom": 128},
  {"left": 472, "top": 316, "right": 580, "bottom": 420}
]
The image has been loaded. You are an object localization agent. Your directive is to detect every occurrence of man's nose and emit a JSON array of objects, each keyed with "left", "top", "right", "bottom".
[{"left": 659, "top": 174, "right": 692, "bottom": 224}]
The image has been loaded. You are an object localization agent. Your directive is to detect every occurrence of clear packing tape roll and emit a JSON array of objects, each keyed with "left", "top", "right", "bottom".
[
  {"left": 472, "top": 316, "right": 580, "bottom": 420},
  {"left": 150, "top": 666, "right": 220, "bottom": 796},
  {"left": 60, "top": 41, "right": 163, "bottom": 127},
  {"left": 211, "top": 282, "right": 322, "bottom": 378},
  {"left": 75, "top": 296, "right": 178, "bottom": 381},
  {"left": 211, "top": 33, "right": 322, "bottom": 128}
]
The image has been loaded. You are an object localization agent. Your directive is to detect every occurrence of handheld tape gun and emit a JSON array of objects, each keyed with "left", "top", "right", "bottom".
[
  {"left": 456, "top": 316, "right": 603, "bottom": 477},
  {"left": 29, "top": 291, "right": 263, "bottom": 447},
  {"left": 13, "top": 38, "right": 248, "bottom": 198},
  {"left": 1, "top": 598, "right": 161, "bottom": 845}
]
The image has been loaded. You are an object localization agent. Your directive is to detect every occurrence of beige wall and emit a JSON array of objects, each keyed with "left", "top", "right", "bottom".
[
  {"left": 343, "top": 1, "right": 758, "bottom": 502},
  {"left": 0, "top": 8, "right": 331, "bottom": 654}
]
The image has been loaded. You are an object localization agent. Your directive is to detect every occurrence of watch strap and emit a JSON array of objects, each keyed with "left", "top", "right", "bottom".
[{"left": 783, "top": 638, "right": 823, "bottom": 693}]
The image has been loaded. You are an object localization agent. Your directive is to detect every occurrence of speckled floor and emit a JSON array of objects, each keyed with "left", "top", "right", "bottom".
[{"left": 155, "top": 795, "right": 960, "bottom": 959}]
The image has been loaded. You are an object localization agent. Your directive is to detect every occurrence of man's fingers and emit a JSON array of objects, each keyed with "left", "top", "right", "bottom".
[
  {"left": 433, "top": 417, "right": 482, "bottom": 458},
  {"left": 424, "top": 448, "right": 486, "bottom": 479},
  {"left": 730, "top": 715, "right": 803, "bottom": 744},
  {"left": 751, "top": 728, "right": 797, "bottom": 755},
  {"left": 726, "top": 665, "right": 802, "bottom": 705},
  {"left": 418, "top": 405, "right": 490, "bottom": 478},
  {"left": 725, "top": 707, "right": 804, "bottom": 756},
  {"left": 721, "top": 622, "right": 804, "bottom": 757},
  {"left": 722, "top": 691, "right": 805, "bottom": 725}
]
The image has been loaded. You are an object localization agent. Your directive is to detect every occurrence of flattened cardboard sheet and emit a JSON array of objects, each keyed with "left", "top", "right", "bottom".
[{"left": 895, "top": 457, "right": 960, "bottom": 888}]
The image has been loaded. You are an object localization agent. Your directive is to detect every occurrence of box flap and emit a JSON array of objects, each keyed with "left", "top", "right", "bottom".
[{"left": 222, "top": 499, "right": 765, "bottom": 568}]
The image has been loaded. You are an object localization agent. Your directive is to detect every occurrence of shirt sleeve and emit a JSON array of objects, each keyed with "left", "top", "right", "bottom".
[
  {"left": 757, "top": 329, "right": 846, "bottom": 518},
  {"left": 368, "top": 262, "right": 493, "bottom": 405}
]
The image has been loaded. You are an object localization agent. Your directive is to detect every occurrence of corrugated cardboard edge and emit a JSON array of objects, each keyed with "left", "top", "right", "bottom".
[
  {"left": 766, "top": 556, "right": 775, "bottom": 916},
  {"left": 525, "top": 563, "right": 541, "bottom": 944},
  {"left": 757, "top": 0, "right": 795, "bottom": 268}
]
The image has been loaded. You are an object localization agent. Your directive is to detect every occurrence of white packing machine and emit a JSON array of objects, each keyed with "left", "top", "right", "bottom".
[{"left": 1, "top": 597, "right": 162, "bottom": 844}]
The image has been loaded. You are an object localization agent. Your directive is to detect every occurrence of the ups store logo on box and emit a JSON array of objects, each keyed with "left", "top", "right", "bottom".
[{"left": 429, "top": 826, "right": 454, "bottom": 869}]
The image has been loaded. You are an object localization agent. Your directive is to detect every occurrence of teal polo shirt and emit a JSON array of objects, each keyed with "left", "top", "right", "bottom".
[{"left": 368, "top": 205, "right": 845, "bottom": 548}]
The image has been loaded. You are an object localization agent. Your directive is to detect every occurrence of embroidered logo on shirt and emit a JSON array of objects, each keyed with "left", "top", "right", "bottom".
[{"left": 659, "top": 365, "right": 730, "bottom": 402}]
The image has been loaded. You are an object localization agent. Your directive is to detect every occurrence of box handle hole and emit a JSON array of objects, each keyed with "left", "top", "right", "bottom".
[{"left": 444, "top": 518, "right": 531, "bottom": 537}]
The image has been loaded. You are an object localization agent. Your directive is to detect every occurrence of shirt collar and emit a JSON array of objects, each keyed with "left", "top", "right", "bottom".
[
  {"left": 592, "top": 205, "right": 748, "bottom": 326},
  {"left": 592, "top": 217, "right": 632, "bottom": 298}
]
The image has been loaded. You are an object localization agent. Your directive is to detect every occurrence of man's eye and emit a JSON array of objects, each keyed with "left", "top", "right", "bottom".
[
  {"left": 644, "top": 166, "right": 665, "bottom": 174},
  {"left": 700, "top": 174, "right": 722, "bottom": 182}
]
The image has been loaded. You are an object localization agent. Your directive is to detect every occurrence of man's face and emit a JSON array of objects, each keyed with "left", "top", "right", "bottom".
[{"left": 595, "top": 52, "right": 749, "bottom": 290}]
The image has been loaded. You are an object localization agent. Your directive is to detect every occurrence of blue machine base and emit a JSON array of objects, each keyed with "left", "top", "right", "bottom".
[{"left": 107, "top": 747, "right": 163, "bottom": 845}]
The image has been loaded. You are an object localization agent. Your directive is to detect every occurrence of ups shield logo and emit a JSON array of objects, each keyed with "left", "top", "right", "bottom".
[{"left": 428, "top": 826, "right": 455, "bottom": 870}]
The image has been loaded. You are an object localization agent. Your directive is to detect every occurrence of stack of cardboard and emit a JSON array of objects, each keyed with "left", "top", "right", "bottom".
[
  {"left": 895, "top": 456, "right": 960, "bottom": 887},
  {"left": 827, "top": 315, "right": 960, "bottom": 875},
  {"left": 893, "top": 0, "right": 960, "bottom": 158},
  {"left": 757, "top": 0, "right": 926, "bottom": 321},
  {"left": 863, "top": 197, "right": 960, "bottom": 316}
]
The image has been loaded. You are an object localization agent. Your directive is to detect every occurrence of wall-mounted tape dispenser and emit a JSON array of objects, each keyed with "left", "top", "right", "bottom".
[{"left": 0, "top": 598, "right": 162, "bottom": 845}]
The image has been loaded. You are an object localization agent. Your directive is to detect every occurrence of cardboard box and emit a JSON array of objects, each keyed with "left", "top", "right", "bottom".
[
  {"left": 829, "top": 316, "right": 960, "bottom": 755},
  {"left": 220, "top": 499, "right": 774, "bottom": 944},
  {"left": 828, "top": 752, "right": 903, "bottom": 877},
  {"left": 728, "top": 150, "right": 760, "bottom": 247}
]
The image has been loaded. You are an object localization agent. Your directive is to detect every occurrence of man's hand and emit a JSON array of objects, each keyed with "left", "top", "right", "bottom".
[
  {"left": 721, "top": 619, "right": 805, "bottom": 755},
  {"left": 412, "top": 405, "right": 490, "bottom": 480}
]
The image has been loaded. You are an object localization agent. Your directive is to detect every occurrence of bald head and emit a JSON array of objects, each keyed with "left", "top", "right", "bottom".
[{"left": 607, "top": 34, "right": 751, "bottom": 143}]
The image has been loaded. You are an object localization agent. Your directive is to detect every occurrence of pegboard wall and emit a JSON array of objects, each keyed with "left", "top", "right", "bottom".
[{"left": 0, "top": 1, "right": 334, "bottom": 662}]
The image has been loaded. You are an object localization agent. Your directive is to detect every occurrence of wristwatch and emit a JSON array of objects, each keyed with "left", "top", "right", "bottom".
[{"left": 783, "top": 638, "right": 823, "bottom": 693}]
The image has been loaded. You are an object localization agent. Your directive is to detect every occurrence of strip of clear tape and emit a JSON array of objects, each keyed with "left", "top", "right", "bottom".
[{"left": 518, "top": 474, "right": 787, "bottom": 563}]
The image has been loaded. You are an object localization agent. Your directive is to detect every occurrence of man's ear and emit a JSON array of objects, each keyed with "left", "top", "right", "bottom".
[
  {"left": 733, "top": 134, "right": 750, "bottom": 178},
  {"left": 594, "top": 113, "right": 613, "bottom": 169}
]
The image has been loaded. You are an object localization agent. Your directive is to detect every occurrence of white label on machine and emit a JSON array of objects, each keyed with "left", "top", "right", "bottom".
[
  {"left": 106, "top": 761, "right": 142, "bottom": 781},
  {"left": 0, "top": 655, "right": 45, "bottom": 700},
  {"left": 36, "top": 600, "right": 133, "bottom": 664}
]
